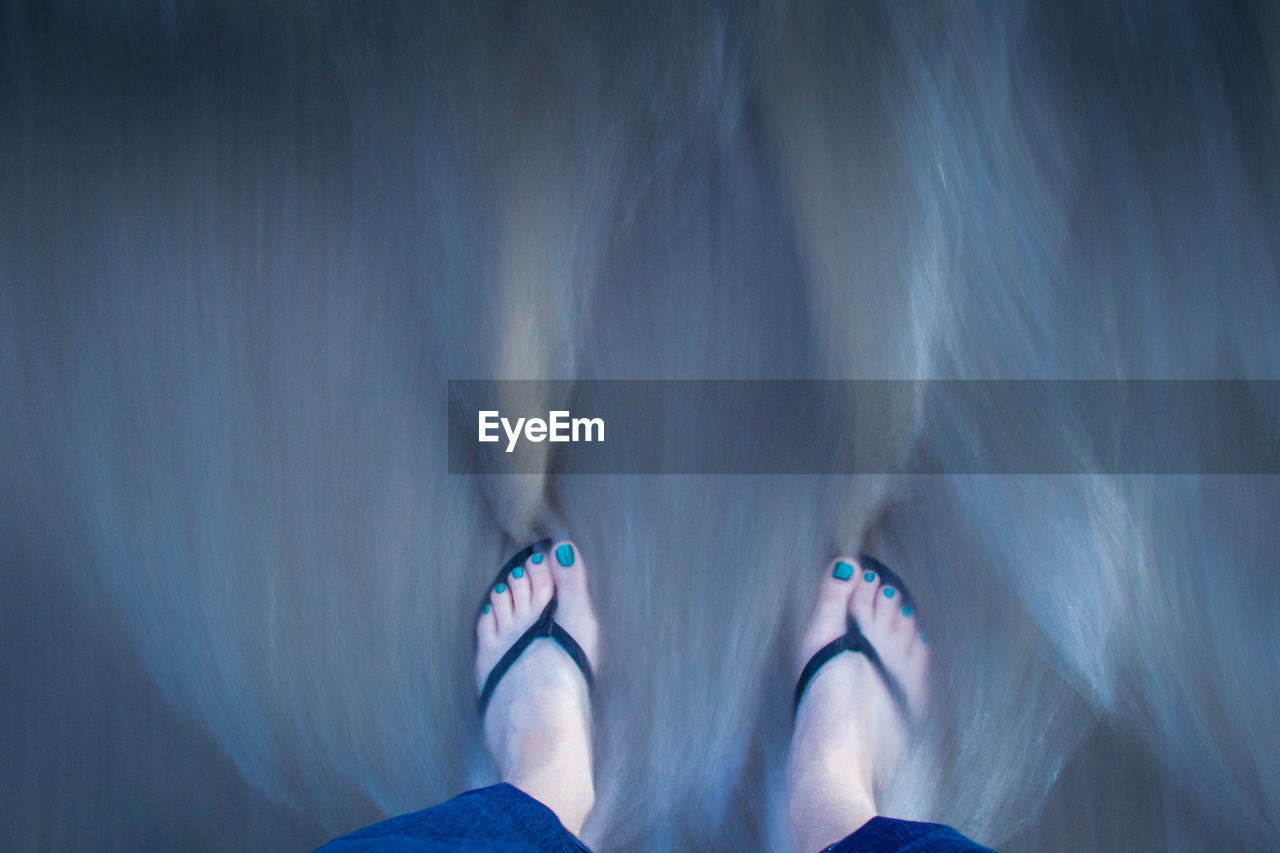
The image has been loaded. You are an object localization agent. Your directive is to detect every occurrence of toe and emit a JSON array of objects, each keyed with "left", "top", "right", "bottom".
[
  {"left": 875, "top": 581, "right": 899, "bottom": 618},
  {"left": 477, "top": 604, "right": 497, "bottom": 645},
  {"left": 817, "top": 558, "right": 858, "bottom": 622},
  {"left": 550, "top": 539, "right": 586, "bottom": 598},
  {"left": 899, "top": 596, "right": 916, "bottom": 622},
  {"left": 800, "top": 558, "right": 859, "bottom": 663},
  {"left": 528, "top": 554, "right": 554, "bottom": 611},
  {"left": 850, "top": 564, "right": 878, "bottom": 628},
  {"left": 820, "top": 560, "right": 859, "bottom": 614},
  {"left": 546, "top": 539, "right": 599, "bottom": 667},
  {"left": 896, "top": 599, "right": 918, "bottom": 637},
  {"left": 866, "top": 580, "right": 902, "bottom": 641},
  {"left": 909, "top": 631, "right": 930, "bottom": 668},
  {"left": 508, "top": 561, "right": 533, "bottom": 613},
  {"left": 490, "top": 582, "right": 514, "bottom": 632}
]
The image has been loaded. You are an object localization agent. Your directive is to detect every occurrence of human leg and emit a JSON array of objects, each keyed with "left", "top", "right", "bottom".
[
  {"left": 787, "top": 556, "right": 994, "bottom": 853},
  {"left": 316, "top": 540, "right": 599, "bottom": 852}
]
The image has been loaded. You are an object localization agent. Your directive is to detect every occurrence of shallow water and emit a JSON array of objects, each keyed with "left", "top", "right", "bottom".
[{"left": 2, "top": 2, "right": 1278, "bottom": 850}]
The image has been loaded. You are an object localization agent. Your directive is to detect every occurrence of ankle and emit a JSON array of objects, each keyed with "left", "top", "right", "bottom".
[
  {"left": 507, "top": 768, "right": 594, "bottom": 836},
  {"left": 502, "top": 729, "right": 594, "bottom": 832},
  {"left": 787, "top": 745, "right": 877, "bottom": 852},
  {"left": 790, "top": 791, "right": 876, "bottom": 853}
]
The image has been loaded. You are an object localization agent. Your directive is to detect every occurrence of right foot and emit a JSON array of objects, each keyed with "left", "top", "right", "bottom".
[
  {"left": 786, "top": 557, "right": 930, "bottom": 852},
  {"left": 475, "top": 540, "right": 600, "bottom": 836}
]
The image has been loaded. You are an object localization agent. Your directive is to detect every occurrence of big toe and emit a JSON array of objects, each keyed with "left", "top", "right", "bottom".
[
  {"left": 548, "top": 540, "right": 599, "bottom": 666},
  {"left": 800, "top": 557, "right": 859, "bottom": 665}
]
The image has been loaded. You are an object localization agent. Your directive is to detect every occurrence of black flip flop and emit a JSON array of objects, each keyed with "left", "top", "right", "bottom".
[
  {"left": 476, "top": 539, "right": 595, "bottom": 716},
  {"left": 792, "top": 554, "right": 917, "bottom": 721}
]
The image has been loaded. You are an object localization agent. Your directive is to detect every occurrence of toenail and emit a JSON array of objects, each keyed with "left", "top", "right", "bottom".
[
  {"left": 884, "top": 587, "right": 895, "bottom": 598},
  {"left": 512, "top": 566, "right": 524, "bottom": 579},
  {"left": 832, "top": 560, "right": 854, "bottom": 581},
  {"left": 864, "top": 571, "right": 876, "bottom": 583},
  {"left": 482, "top": 603, "right": 491, "bottom": 614},
  {"left": 494, "top": 582, "right": 506, "bottom": 594},
  {"left": 902, "top": 604, "right": 913, "bottom": 616},
  {"left": 555, "top": 544, "right": 575, "bottom": 567},
  {"left": 531, "top": 553, "right": 544, "bottom": 565},
  {"left": 920, "top": 631, "right": 928, "bottom": 644}
]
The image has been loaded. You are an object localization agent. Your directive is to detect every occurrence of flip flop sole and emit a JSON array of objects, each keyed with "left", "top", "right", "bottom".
[
  {"left": 476, "top": 540, "right": 595, "bottom": 716},
  {"left": 793, "top": 554, "right": 917, "bottom": 722}
]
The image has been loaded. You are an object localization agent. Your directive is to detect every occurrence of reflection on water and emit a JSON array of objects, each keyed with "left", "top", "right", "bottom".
[{"left": 1, "top": 2, "right": 1277, "bottom": 850}]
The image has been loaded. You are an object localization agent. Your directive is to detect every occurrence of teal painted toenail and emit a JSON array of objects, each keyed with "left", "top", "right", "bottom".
[
  {"left": 864, "top": 571, "right": 875, "bottom": 583},
  {"left": 902, "top": 604, "right": 913, "bottom": 616},
  {"left": 482, "top": 603, "right": 491, "bottom": 614},
  {"left": 512, "top": 566, "right": 524, "bottom": 579},
  {"left": 555, "top": 544, "right": 575, "bottom": 567},
  {"left": 531, "top": 553, "right": 544, "bottom": 565},
  {"left": 832, "top": 561, "right": 854, "bottom": 581},
  {"left": 494, "top": 582, "right": 506, "bottom": 594},
  {"left": 921, "top": 631, "right": 928, "bottom": 644},
  {"left": 884, "top": 587, "right": 895, "bottom": 598}
]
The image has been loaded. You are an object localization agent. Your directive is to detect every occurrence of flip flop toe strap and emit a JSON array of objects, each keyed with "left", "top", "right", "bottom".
[
  {"left": 793, "top": 616, "right": 910, "bottom": 722},
  {"left": 478, "top": 598, "right": 595, "bottom": 716}
]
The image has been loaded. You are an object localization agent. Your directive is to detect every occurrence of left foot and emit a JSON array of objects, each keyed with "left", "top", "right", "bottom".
[
  {"left": 787, "top": 557, "right": 930, "bottom": 852},
  {"left": 475, "top": 540, "right": 600, "bottom": 836}
]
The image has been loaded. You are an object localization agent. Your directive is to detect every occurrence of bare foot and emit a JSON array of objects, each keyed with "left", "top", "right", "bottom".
[
  {"left": 475, "top": 540, "right": 599, "bottom": 836},
  {"left": 787, "top": 557, "right": 929, "bottom": 852}
]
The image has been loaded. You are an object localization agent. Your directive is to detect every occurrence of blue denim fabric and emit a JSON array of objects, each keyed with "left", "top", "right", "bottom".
[
  {"left": 317, "top": 785, "right": 994, "bottom": 852},
  {"left": 825, "top": 816, "right": 997, "bottom": 853},
  {"left": 315, "top": 783, "right": 590, "bottom": 853}
]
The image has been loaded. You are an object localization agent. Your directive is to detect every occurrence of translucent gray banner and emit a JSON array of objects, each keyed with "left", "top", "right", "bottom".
[{"left": 447, "top": 380, "right": 1280, "bottom": 475}]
